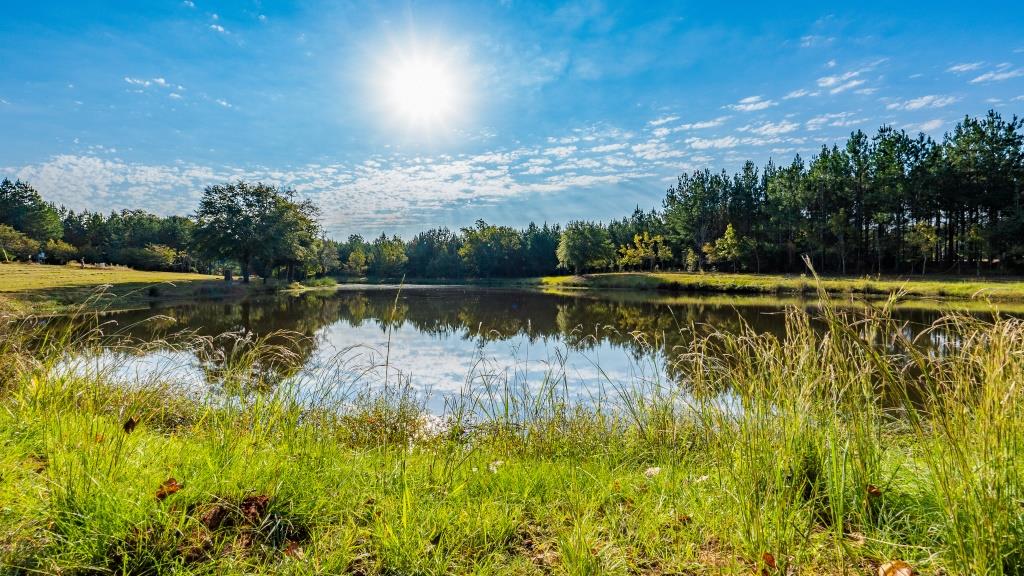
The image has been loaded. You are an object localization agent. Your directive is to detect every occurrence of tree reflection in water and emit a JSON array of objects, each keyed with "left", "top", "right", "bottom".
[{"left": 65, "top": 287, "right": 1002, "bottom": 397}]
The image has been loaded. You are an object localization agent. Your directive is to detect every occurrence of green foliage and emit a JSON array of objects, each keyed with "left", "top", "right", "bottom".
[
  {"left": 616, "top": 231, "right": 671, "bottom": 271},
  {"left": 346, "top": 248, "right": 368, "bottom": 276},
  {"left": 557, "top": 220, "right": 615, "bottom": 274},
  {"left": 368, "top": 234, "right": 408, "bottom": 277},
  {"left": 4, "top": 109, "right": 1024, "bottom": 279},
  {"left": 704, "top": 223, "right": 750, "bottom": 272},
  {"left": 193, "top": 181, "right": 320, "bottom": 282},
  {"left": 0, "top": 224, "right": 41, "bottom": 261},
  {"left": 684, "top": 248, "right": 699, "bottom": 272},
  {"left": 664, "top": 111, "right": 1024, "bottom": 274},
  {"left": 458, "top": 220, "right": 524, "bottom": 277},
  {"left": 2, "top": 293, "right": 1024, "bottom": 573},
  {"left": 405, "top": 228, "right": 464, "bottom": 278},
  {"left": 43, "top": 239, "right": 79, "bottom": 264},
  {"left": 0, "top": 179, "right": 62, "bottom": 242}
]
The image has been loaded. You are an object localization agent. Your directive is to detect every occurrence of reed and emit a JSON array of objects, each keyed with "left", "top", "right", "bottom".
[{"left": 0, "top": 284, "right": 1021, "bottom": 575}]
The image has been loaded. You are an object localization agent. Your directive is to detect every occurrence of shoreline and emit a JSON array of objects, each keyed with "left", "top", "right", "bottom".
[{"left": 5, "top": 263, "right": 1024, "bottom": 315}]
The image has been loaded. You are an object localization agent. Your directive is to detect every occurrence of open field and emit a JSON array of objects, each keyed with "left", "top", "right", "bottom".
[
  {"left": 540, "top": 271, "right": 1024, "bottom": 301},
  {"left": 0, "top": 263, "right": 262, "bottom": 314},
  {"left": 1, "top": 294, "right": 1021, "bottom": 575}
]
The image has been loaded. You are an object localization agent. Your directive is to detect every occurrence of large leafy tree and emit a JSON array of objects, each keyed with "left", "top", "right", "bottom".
[
  {"left": 192, "top": 181, "right": 319, "bottom": 282},
  {"left": 458, "top": 220, "right": 524, "bottom": 277},
  {"left": 368, "top": 234, "right": 408, "bottom": 277},
  {"left": 557, "top": 220, "right": 615, "bottom": 274},
  {"left": 0, "top": 179, "right": 62, "bottom": 242},
  {"left": 0, "top": 224, "right": 40, "bottom": 261}
]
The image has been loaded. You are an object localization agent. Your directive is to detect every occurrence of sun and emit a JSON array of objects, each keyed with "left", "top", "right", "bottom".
[{"left": 383, "top": 52, "right": 461, "bottom": 127}]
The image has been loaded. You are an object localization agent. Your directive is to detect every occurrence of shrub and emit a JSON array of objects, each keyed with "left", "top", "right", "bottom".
[
  {"left": 44, "top": 239, "right": 79, "bottom": 264},
  {"left": 0, "top": 224, "right": 40, "bottom": 261}
]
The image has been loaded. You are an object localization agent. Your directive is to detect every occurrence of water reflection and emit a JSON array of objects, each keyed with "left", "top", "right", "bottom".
[{"left": 64, "top": 286, "right": 1000, "bottom": 403}]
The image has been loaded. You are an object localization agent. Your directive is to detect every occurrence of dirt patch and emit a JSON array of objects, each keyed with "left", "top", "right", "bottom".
[{"left": 106, "top": 493, "right": 310, "bottom": 573}]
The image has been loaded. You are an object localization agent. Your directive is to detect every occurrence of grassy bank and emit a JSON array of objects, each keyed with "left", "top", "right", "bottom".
[
  {"left": 0, "top": 263, "right": 271, "bottom": 314},
  {"left": 540, "top": 271, "right": 1024, "bottom": 301},
  {"left": 1, "top": 289, "right": 1022, "bottom": 575}
]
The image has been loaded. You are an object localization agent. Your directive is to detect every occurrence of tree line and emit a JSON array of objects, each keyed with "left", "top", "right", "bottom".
[{"left": 2, "top": 110, "right": 1022, "bottom": 278}]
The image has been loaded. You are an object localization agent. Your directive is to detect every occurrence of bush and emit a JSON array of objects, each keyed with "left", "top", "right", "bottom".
[
  {"left": 0, "top": 224, "right": 40, "bottom": 261},
  {"left": 44, "top": 239, "right": 79, "bottom": 264},
  {"left": 116, "top": 244, "right": 178, "bottom": 270},
  {"left": 301, "top": 277, "right": 337, "bottom": 288}
]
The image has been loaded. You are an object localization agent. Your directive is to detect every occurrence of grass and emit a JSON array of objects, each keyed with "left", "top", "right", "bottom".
[
  {"left": 540, "top": 271, "right": 1024, "bottom": 301},
  {"left": 1, "top": 279, "right": 1023, "bottom": 574},
  {"left": 0, "top": 263, "right": 274, "bottom": 314}
]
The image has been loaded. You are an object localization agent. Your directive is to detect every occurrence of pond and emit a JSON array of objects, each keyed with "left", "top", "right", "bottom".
[{"left": 66, "top": 286, "right": 1005, "bottom": 411}]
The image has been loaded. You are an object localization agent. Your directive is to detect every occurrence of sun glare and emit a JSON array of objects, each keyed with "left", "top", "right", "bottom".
[{"left": 383, "top": 52, "right": 460, "bottom": 127}]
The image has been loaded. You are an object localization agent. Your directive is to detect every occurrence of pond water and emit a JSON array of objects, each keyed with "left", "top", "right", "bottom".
[{"left": 65, "top": 286, "right": 1003, "bottom": 410}]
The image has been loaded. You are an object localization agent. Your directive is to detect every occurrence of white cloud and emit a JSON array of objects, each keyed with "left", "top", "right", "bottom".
[
  {"left": 910, "top": 119, "right": 945, "bottom": 132},
  {"left": 590, "top": 143, "right": 627, "bottom": 153},
  {"left": 728, "top": 95, "right": 777, "bottom": 112},
  {"left": 806, "top": 112, "right": 862, "bottom": 131},
  {"left": 947, "top": 62, "right": 983, "bottom": 73},
  {"left": 124, "top": 76, "right": 182, "bottom": 92},
  {"left": 678, "top": 116, "right": 730, "bottom": 130},
  {"left": 215, "top": 98, "right": 232, "bottom": 108},
  {"left": 209, "top": 24, "right": 227, "bottom": 33},
  {"left": 686, "top": 136, "right": 740, "bottom": 149},
  {"left": 784, "top": 89, "right": 819, "bottom": 99},
  {"left": 970, "top": 67, "right": 1024, "bottom": 83},
  {"left": 744, "top": 120, "right": 800, "bottom": 136},
  {"left": 182, "top": 0, "right": 194, "bottom": 6},
  {"left": 5, "top": 148, "right": 663, "bottom": 234},
  {"left": 828, "top": 79, "right": 865, "bottom": 94},
  {"left": 648, "top": 115, "right": 679, "bottom": 127},
  {"left": 816, "top": 60, "right": 884, "bottom": 94},
  {"left": 817, "top": 70, "right": 859, "bottom": 88},
  {"left": 169, "top": 93, "right": 183, "bottom": 100},
  {"left": 543, "top": 145, "right": 577, "bottom": 159},
  {"left": 800, "top": 35, "right": 834, "bottom": 48},
  {"left": 886, "top": 94, "right": 958, "bottom": 111},
  {"left": 631, "top": 140, "right": 686, "bottom": 160}
]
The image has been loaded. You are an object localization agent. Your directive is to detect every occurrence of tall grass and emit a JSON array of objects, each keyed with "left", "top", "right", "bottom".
[{"left": 0, "top": 284, "right": 1022, "bottom": 574}]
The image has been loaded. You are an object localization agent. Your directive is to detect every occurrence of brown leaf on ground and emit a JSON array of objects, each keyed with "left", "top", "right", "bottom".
[
  {"left": 867, "top": 484, "right": 883, "bottom": 498},
  {"left": 284, "top": 540, "right": 305, "bottom": 559},
  {"left": 155, "top": 477, "right": 182, "bottom": 500},
  {"left": 123, "top": 416, "right": 139, "bottom": 434},
  {"left": 762, "top": 552, "right": 777, "bottom": 569},
  {"left": 200, "top": 503, "right": 230, "bottom": 530},
  {"left": 879, "top": 560, "right": 914, "bottom": 576},
  {"left": 240, "top": 494, "right": 271, "bottom": 524}
]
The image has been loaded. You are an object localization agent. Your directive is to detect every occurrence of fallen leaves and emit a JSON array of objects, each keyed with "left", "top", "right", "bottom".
[
  {"left": 867, "top": 484, "right": 883, "bottom": 498},
  {"left": 283, "top": 540, "right": 305, "bottom": 559},
  {"left": 878, "top": 560, "right": 913, "bottom": 576},
  {"left": 762, "top": 552, "right": 777, "bottom": 569},
  {"left": 240, "top": 494, "right": 271, "bottom": 523},
  {"left": 156, "top": 478, "right": 183, "bottom": 500}
]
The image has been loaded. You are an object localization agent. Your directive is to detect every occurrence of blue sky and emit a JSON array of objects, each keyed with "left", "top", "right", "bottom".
[{"left": 2, "top": 1, "right": 1023, "bottom": 237}]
